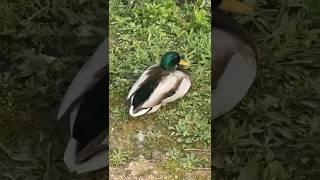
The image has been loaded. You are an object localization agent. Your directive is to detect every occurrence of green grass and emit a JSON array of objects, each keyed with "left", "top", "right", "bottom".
[
  {"left": 109, "top": 149, "right": 130, "bottom": 167},
  {"left": 213, "top": 0, "right": 320, "bottom": 180},
  {"left": 109, "top": 0, "right": 211, "bottom": 178}
]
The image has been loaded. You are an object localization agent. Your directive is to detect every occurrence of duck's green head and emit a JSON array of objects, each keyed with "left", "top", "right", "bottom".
[{"left": 160, "top": 51, "right": 189, "bottom": 70}]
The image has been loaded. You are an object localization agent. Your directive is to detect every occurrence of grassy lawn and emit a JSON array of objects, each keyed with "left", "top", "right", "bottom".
[
  {"left": 213, "top": 0, "right": 320, "bottom": 179},
  {"left": 109, "top": 0, "right": 211, "bottom": 179}
]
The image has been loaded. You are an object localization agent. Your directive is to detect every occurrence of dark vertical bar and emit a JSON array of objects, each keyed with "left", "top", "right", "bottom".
[
  {"left": 0, "top": 0, "right": 109, "bottom": 179},
  {"left": 212, "top": 1, "right": 320, "bottom": 179}
]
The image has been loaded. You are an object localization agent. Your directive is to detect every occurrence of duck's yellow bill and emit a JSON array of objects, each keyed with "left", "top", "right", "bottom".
[
  {"left": 220, "top": 0, "right": 253, "bottom": 14},
  {"left": 179, "top": 59, "right": 190, "bottom": 66}
]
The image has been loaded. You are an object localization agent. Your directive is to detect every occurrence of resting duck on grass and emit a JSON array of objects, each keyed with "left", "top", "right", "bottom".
[
  {"left": 127, "top": 51, "right": 191, "bottom": 117},
  {"left": 213, "top": 0, "right": 257, "bottom": 119}
]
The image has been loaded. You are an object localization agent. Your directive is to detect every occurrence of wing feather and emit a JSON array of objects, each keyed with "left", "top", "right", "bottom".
[
  {"left": 127, "top": 64, "right": 160, "bottom": 100},
  {"left": 140, "top": 71, "right": 189, "bottom": 108}
]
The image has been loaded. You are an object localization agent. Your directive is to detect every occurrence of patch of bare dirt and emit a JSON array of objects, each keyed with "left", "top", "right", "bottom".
[
  {"left": 110, "top": 159, "right": 173, "bottom": 180},
  {"left": 110, "top": 158, "right": 211, "bottom": 180}
]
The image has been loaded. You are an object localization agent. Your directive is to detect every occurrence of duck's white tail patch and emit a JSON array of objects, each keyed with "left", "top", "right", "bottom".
[
  {"left": 129, "top": 105, "right": 151, "bottom": 117},
  {"left": 64, "top": 138, "right": 78, "bottom": 173},
  {"left": 64, "top": 138, "right": 107, "bottom": 174}
]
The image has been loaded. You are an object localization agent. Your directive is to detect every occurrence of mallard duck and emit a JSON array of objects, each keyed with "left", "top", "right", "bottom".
[
  {"left": 127, "top": 51, "right": 191, "bottom": 117},
  {"left": 213, "top": 0, "right": 257, "bottom": 119},
  {"left": 57, "top": 38, "right": 108, "bottom": 174}
]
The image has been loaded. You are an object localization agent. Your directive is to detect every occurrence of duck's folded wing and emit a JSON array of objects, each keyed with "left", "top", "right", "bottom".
[
  {"left": 213, "top": 50, "right": 256, "bottom": 119},
  {"left": 161, "top": 71, "right": 191, "bottom": 104},
  {"left": 140, "top": 73, "right": 181, "bottom": 108},
  {"left": 127, "top": 64, "right": 160, "bottom": 100},
  {"left": 57, "top": 38, "right": 108, "bottom": 120}
]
